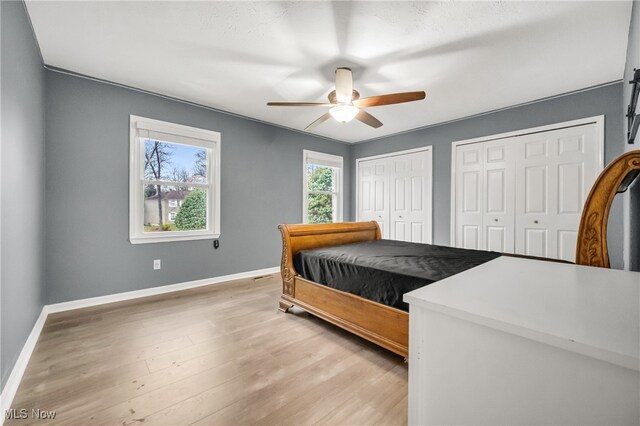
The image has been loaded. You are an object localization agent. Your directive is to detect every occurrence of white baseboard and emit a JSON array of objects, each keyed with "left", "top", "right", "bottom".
[
  {"left": 0, "top": 308, "right": 48, "bottom": 423},
  {"left": 0, "top": 266, "right": 280, "bottom": 422},
  {"left": 46, "top": 266, "right": 280, "bottom": 314}
]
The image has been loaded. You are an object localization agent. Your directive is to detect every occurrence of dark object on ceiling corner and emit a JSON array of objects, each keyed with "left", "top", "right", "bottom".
[{"left": 626, "top": 68, "right": 640, "bottom": 144}]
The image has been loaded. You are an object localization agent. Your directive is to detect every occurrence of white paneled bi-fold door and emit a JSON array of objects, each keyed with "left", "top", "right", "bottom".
[
  {"left": 359, "top": 159, "right": 390, "bottom": 236},
  {"left": 358, "top": 148, "right": 433, "bottom": 243},
  {"left": 453, "top": 118, "right": 603, "bottom": 261}
]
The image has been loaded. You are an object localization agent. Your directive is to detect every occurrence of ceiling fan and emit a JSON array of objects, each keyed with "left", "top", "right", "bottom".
[{"left": 267, "top": 67, "right": 426, "bottom": 131}]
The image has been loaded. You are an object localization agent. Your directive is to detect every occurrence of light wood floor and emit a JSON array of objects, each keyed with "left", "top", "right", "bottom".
[{"left": 8, "top": 274, "right": 407, "bottom": 425}]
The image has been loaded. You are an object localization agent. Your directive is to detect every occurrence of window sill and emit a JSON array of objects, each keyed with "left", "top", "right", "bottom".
[{"left": 130, "top": 233, "right": 220, "bottom": 244}]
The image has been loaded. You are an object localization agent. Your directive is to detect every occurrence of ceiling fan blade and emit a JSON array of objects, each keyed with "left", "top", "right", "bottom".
[
  {"left": 335, "top": 68, "right": 353, "bottom": 103},
  {"left": 267, "top": 102, "right": 333, "bottom": 107},
  {"left": 353, "top": 91, "right": 426, "bottom": 108},
  {"left": 356, "top": 110, "right": 383, "bottom": 128},
  {"left": 305, "top": 112, "right": 332, "bottom": 131}
]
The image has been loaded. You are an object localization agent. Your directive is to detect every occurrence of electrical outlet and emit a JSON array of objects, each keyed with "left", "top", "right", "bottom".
[{"left": 153, "top": 259, "right": 161, "bottom": 270}]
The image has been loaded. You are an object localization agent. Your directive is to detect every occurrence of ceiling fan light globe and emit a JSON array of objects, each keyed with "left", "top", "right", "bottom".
[{"left": 329, "top": 105, "right": 359, "bottom": 123}]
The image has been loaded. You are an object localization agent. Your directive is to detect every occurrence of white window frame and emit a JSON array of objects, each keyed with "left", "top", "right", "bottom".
[
  {"left": 129, "top": 115, "right": 221, "bottom": 244},
  {"left": 303, "top": 150, "right": 343, "bottom": 224},
  {"left": 168, "top": 211, "right": 177, "bottom": 222},
  {"left": 168, "top": 199, "right": 178, "bottom": 208}
]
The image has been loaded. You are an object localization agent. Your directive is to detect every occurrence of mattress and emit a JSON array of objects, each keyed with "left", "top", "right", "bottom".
[{"left": 293, "top": 239, "right": 501, "bottom": 311}]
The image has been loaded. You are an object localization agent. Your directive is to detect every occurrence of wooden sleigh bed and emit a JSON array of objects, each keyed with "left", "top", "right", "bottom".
[{"left": 278, "top": 150, "right": 640, "bottom": 359}]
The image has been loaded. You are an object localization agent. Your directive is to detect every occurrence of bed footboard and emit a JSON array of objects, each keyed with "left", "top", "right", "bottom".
[
  {"left": 278, "top": 221, "right": 381, "bottom": 300},
  {"left": 277, "top": 222, "right": 408, "bottom": 358}
]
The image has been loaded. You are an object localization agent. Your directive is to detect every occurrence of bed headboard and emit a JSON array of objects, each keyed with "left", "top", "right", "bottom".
[
  {"left": 576, "top": 150, "right": 640, "bottom": 268},
  {"left": 278, "top": 222, "right": 381, "bottom": 295}
]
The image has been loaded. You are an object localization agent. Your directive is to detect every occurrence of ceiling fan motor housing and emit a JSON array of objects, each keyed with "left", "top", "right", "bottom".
[{"left": 328, "top": 90, "right": 360, "bottom": 104}]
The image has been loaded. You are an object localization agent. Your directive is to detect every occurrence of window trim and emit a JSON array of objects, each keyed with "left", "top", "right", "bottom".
[
  {"left": 302, "top": 150, "right": 343, "bottom": 224},
  {"left": 129, "top": 115, "right": 221, "bottom": 244}
]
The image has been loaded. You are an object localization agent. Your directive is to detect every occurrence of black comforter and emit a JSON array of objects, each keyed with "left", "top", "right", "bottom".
[{"left": 293, "top": 239, "right": 500, "bottom": 311}]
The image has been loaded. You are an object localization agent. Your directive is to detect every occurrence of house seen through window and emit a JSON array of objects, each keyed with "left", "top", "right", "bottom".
[{"left": 143, "top": 140, "right": 207, "bottom": 232}]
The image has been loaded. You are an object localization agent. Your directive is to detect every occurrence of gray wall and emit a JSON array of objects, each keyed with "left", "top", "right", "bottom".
[
  {"left": 1, "top": 1, "right": 46, "bottom": 390},
  {"left": 622, "top": 0, "right": 640, "bottom": 272},
  {"left": 44, "top": 71, "right": 351, "bottom": 304},
  {"left": 349, "top": 83, "right": 626, "bottom": 269}
]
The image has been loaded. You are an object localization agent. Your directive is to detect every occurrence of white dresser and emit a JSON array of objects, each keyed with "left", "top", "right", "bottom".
[{"left": 404, "top": 256, "right": 640, "bottom": 425}]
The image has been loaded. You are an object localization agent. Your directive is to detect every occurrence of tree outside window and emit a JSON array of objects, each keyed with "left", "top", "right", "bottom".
[{"left": 303, "top": 150, "right": 342, "bottom": 224}]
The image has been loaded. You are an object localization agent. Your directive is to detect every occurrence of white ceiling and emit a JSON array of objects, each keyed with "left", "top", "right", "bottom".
[{"left": 26, "top": 1, "right": 632, "bottom": 143}]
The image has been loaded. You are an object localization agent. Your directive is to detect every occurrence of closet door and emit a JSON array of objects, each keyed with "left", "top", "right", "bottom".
[
  {"left": 454, "top": 143, "right": 484, "bottom": 249},
  {"left": 482, "top": 140, "right": 516, "bottom": 253},
  {"left": 358, "top": 159, "right": 390, "bottom": 238},
  {"left": 514, "top": 124, "right": 599, "bottom": 261},
  {"left": 389, "top": 151, "right": 433, "bottom": 243}
]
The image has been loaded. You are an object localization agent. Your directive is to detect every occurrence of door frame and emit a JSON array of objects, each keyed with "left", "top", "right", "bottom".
[
  {"left": 355, "top": 146, "right": 433, "bottom": 243},
  {"left": 449, "top": 115, "right": 605, "bottom": 247}
]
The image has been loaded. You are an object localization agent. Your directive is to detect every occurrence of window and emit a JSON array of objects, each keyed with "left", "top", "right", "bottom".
[
  {"left": 303, "top": 150, "right": 343, "bottom": 224},
  {"left": 129, "top": 115, "right": 221, "bottom": 244}
]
